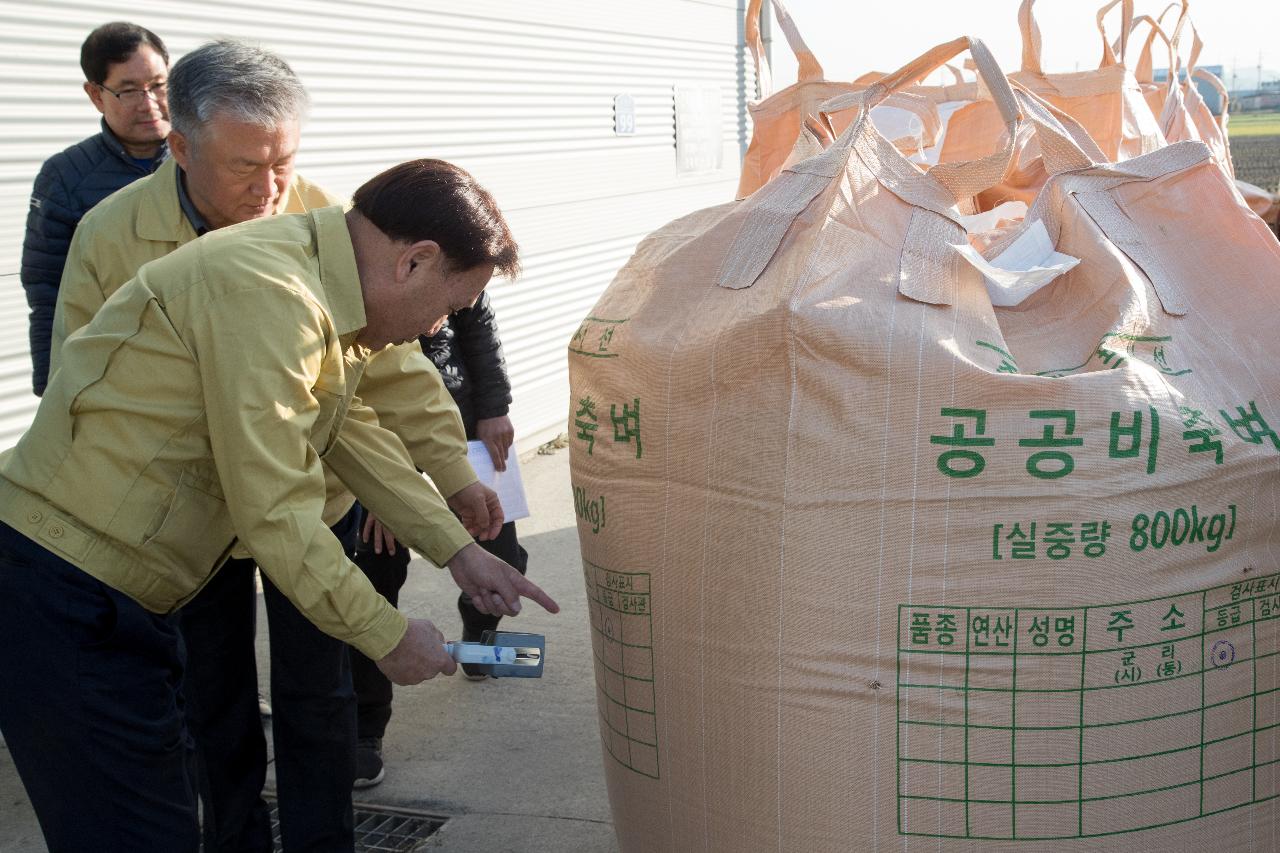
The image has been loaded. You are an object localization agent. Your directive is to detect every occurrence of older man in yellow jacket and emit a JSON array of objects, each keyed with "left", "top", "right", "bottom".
[
  {"left": 51, "top": 150, "right": 482, "bottom": 528},
  {"left": 46, "top": 41, "right": 501, "bottom": 853},
  {"left": 0, "top": 158, "right": 557, "bottom": 853}
]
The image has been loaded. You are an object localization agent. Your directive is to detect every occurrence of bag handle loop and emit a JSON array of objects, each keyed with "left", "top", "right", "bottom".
[
  {"left": 1020, "top": 0, "right": 1135, "bottom": 74},
  {"left": 718, "top": 38, "right": 1102, "bottom": 302},
  {"left": 745, "top": 0, "right": 823, "bottom": 99},
  {"left": 1095, "top": 0, "right": 1135, "bottom": 69},
  {"left": 1019, "top": 0, "right": 1046, "bottom": 76},
  {"left": 1120, "top": 6, "right": 1179, "bottom": 86},
  {"left": 1191, "top": 67, "right": 1230, "bottom": 136}
]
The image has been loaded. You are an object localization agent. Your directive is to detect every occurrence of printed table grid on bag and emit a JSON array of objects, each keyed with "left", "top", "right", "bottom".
[
  {"left": 896, "top": 574, "right": 1280, "bottom": 840},
  {"left": 583, "top": 559, "right": 659, "bottom": 780}
]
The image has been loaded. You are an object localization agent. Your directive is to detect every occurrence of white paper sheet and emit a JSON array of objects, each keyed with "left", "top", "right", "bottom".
[
  {"left": 956, "top": 200, "right": 1028, "bottom": 234},
  {"left": 953, "top": 219, "right": 1080, "bottom": 307},
  {"left": 467, "top": 441, "right": 530, "bottom": 522}
]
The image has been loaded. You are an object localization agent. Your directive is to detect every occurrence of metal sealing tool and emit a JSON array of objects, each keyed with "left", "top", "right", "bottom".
[{"left": 443, "top": 630, "right": 545, "bottom": 678}]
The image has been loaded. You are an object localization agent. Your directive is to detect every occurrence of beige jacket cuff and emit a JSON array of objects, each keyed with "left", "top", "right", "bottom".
[
  {"left": 349, "top": 599, "right": 410, "bottom": 660},
  {"left": 429, "top": 453, "right": 479, "bottom": 498}
]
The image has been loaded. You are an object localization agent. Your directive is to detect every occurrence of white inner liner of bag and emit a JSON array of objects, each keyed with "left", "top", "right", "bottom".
[
  {"left": 870, "top": 105, "right": 929, "bottom": 153},
  {"left": 953, "top": 216, "right": 1080, "bottom": 307},
  {"left": 864, "top": 91, "right": 1079, "bottom": 309},
  {"left": 911, "top": 100, "right": 971, "bottom": 165},
  {"left": 871, "top": 100, "right": 971, "bottom": 164},
  {"left": 956, "top": 200, "right": 1027, "bottom": 235}
]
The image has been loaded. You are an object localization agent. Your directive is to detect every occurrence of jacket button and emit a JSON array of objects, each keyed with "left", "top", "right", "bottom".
[
  {"left": 27, "top": 511, "right": 42, "bottom": 524},
  {"left": 48, "top": 524, "right": 64, "bottom": 539}
]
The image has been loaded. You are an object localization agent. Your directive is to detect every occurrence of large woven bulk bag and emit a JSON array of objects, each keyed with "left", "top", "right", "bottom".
[
  {"left": 569, "top": 36, "right": 1280, "bottom": 852},
  {"left": 736, "top": 0, "right": 826, "bottom": 198},
  {"left": 1189, "top": 67, "right": 1234, "bottom": 178},
  {"left": 1236, "top": 180, "right": 1280, "bottom": 227},
  {"left": 1126, "top": 13, "right": 1206, "bottom": 160},
  {"left": 1120, "top": 5, "right": 1184, "bottom": 120}
]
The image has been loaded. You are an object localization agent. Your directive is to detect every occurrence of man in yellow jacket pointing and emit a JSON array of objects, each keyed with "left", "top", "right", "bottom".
[
  {"left": 0, "top": 158, "right": 559, "bottom": 853},
  {"left": 46, "top": 40, "right": 502, "bottom": 852}
]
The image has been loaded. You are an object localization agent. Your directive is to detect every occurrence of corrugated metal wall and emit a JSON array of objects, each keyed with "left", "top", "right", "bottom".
[{"left": 0, "top": 0, "right": 752, "bottom": 450}]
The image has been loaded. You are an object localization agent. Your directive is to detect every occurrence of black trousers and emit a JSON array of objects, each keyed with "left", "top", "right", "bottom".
[
  {"left": 179, "top": 509, "right": 361, "bottom": 853},
  {"left": 0, "top": 521, "right": 200, "bottom": 852},
  {"left": 350, "top": 513, "right": 528, "bottom": 740}
]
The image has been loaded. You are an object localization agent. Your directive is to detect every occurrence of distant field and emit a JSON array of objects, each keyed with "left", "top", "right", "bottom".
[
  {"left": 1228, "top": 111, "right": 1280, "bottom": 137},
  {"left": 1231, "top": 134, "right": 1280, "bottom": 193}
]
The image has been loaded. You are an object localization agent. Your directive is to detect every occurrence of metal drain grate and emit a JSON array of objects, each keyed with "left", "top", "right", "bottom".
[{"left": 266, "top": 798, "right": 446, "bottom": 851}]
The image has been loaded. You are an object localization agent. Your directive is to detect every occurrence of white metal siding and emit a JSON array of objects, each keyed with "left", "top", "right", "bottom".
[{"left": 0, "top": 0, "right": 752, "bottom": 450}]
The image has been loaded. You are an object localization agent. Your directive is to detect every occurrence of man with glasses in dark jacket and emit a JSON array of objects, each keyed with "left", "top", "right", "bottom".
[{"left": 20, "top": 21, "right": 170, "bottom": 396}]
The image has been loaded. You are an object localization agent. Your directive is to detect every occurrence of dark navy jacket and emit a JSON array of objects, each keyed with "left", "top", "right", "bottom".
[
  {"left": 419, "top": 290, "right": 512, "bottom": 437},
  {"left": 20, "top": 121, "right": 166, "bottom": 395}
]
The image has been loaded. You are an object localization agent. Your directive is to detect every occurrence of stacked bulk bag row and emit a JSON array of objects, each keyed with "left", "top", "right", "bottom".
[
  {"left": 736, "top": 0, "right": 958, "bottom": 200},
  {"left": 745, "top": 0, "right": 1275, "bottom": 222},
  {"left": 570, "top": 2, "right": 1280, "bottom": 850},
  {"left": 1122, "top": 2, "right": 1279, "bottom": 223},
  {"left": 740, "top": 0, "right": 1169, "bottom": 206}
]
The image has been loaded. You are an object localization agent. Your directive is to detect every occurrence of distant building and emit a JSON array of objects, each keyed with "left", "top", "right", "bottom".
[{"left": 1235, "top": 92, "right": 1280, "bottom": 111}]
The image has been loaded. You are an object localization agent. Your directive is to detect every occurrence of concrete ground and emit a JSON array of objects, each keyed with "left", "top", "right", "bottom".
[{"left": 0, "top": 445, "right": 620, "bottom": 852}]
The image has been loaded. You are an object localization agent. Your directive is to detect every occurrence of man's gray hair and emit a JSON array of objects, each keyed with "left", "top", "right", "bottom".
[{"left": 168, "top": 40, "right": 309, "bottom": 143}]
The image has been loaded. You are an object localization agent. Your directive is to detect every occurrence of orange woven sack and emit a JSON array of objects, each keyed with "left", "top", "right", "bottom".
[
  {"left": 1131, "top": 3, "right": 1277, "bottom": 224},
  {"left": 1156, "top": 16, "right": 1280, "bottom": 225},
  {"left": 570, "top": 34, "right": 1280, "bottom": 853},
  {"left": 1114, "top": 4, "right": 1183, "bottom": 120},
  {"left": 1123, "top": 4, "right": 1230, "bottom": 177}
]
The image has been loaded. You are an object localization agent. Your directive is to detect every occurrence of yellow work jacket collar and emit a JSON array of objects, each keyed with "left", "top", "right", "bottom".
[
  {"left": 131, "top": 164, "right": 367, "bottom": 344},
  {"left": 134, "top": 158, "right": 326, "bottom": 245},
  {"left": 310, "top": 205, "right": 368, "bottom": 348},
  {"left": 135, "top": 158, "right": 198, "bottom": 245}
]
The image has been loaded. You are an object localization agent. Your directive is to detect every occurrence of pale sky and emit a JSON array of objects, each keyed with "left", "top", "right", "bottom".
[{"left": 767, "top": 0, "right": 1278, "bottom": 91}]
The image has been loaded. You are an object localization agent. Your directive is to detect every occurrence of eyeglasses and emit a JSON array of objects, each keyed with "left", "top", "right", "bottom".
[{"left": 97, "top": 81, "right": 167, "bottom": 106}]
